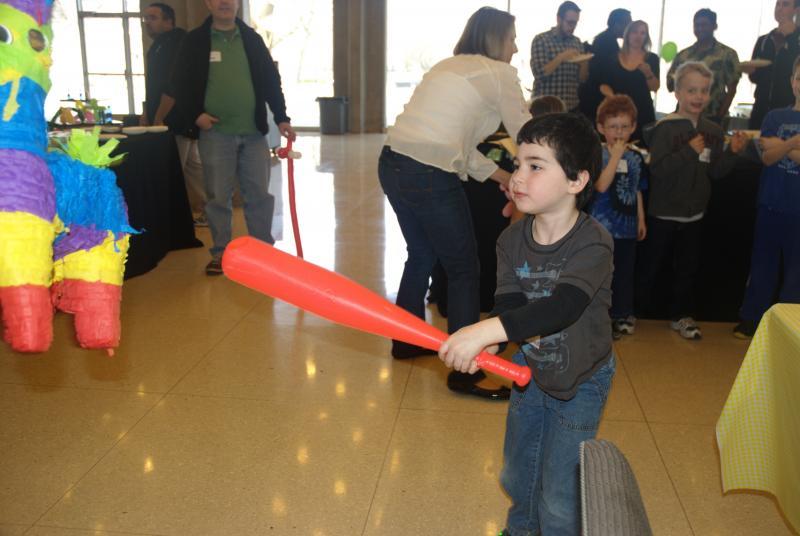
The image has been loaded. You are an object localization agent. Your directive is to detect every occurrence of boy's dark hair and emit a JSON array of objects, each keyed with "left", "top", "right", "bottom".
[
  {"left": 596, "top": 94, "right": 638, "bottom": 125},
  {"left": 693, "top": 8, "right": 716, "bottom": 25},
  {"left": 517, "top": 113, "right": 601, "bottom": 210},
  {"left": 530, "top": 95, "right": 566, "bottom": 116},
  {"left": 148, "top": 2, "right": 176, "bottom": 24},
  {"left": 557, "top": 1, "right": 580, "bottom": 19}
]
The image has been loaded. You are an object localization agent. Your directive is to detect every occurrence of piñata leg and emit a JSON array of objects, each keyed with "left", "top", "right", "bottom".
[
  {"left": 0, "top": 150, "right": 57, "bottom": 352},
  {"left": 52, "top": 231, "right": 129, "bottom": 350}
]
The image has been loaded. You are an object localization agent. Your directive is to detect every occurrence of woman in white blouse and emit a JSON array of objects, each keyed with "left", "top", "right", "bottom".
[{"left": 378, "top": 6, "right": 531, "bottom": 399}]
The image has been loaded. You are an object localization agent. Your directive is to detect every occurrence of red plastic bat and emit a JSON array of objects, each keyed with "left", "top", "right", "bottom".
[{"left": 222, "top": 237, "right": 531, "bottom": 386}]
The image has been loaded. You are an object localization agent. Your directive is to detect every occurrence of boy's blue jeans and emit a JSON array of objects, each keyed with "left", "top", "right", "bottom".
[{"left": 501, "top": 354, "right": 616, "bottom": 536}]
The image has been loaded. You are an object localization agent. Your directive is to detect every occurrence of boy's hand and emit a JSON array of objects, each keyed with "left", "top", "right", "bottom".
[
  {"left": 637, "top": 217, "right": 647, "bottom": 241},
  {"left": 729, "top": 131, "right": 747, "bottom": 154},
  {"left": 439, "top": 326, "right": 483, "bottom": 374},
  {"left": 438, "top": 319, "right": 506, "bottom": 374},
  {"left": 788, "top": 133, "right": 800, "bottom": 150},
  {"left": 689, "top": 134, "right": 706, "bottom": 155},
  {"left": 609, "top": 139, "right": 626, "bottom": 160}
]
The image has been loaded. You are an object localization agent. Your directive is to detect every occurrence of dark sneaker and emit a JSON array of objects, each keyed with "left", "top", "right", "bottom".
[
  {"left": 619, "top": 315, "right": 636, "bottom": 335},
  {"left": 670, "top": 317, "right": 701, "bottom": 340},
  {"left": 205, "top": 258, "right": 223, "bottom": 276},
  {"left": 611, "top": 321, "right": 623, "bottom": 340},
  {"left": 733, "top": 320, "right": 756, "bottom": 339}
]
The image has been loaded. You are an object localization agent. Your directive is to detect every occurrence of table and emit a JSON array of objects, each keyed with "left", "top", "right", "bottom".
[
  {"left": 716, "top": 303, "right": 800, "bottom": 533},
  {"left": 112, "top": 132, "right": 203, "bottom": 278}
]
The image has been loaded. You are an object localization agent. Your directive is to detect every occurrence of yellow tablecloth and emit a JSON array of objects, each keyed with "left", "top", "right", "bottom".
[{"left": 716, "top": 304, "right": 800, "bottom": 532}]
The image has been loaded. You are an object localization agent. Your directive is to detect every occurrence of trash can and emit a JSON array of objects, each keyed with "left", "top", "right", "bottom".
[{"left": 317, "top": 96, "right": 348, "bottom": 134}]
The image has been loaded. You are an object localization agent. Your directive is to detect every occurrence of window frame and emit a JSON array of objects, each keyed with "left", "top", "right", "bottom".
[{"left": 76, "top": 0, "right": 142, "bottom": 114}]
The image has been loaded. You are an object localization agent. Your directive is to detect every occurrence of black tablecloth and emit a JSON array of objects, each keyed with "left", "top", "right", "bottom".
[{"left": 112, "top": 132, "right": 203, "bottom": 279}]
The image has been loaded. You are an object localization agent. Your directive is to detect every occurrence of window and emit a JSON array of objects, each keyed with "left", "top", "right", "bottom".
[
  {"left": 248, "top": 0, "right": 333, "bottom": 127},
  {"left": 385, "top": 0, "right": 777, "bottom": 125},
  {"left": 385, "top": 0, "right": 506, "bottom": 126},
  {"left": 77, "top": 0, "right": 145, "bottom": 115}
]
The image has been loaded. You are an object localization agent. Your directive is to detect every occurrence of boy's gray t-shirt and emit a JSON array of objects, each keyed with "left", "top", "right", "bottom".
[{"left": 496, "top": 212, "right": 614, "bottom": 400}]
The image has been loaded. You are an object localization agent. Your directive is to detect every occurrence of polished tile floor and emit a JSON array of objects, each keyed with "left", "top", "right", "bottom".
[{"left": 1, "top": 134, "right": 795, "bottom": 535}]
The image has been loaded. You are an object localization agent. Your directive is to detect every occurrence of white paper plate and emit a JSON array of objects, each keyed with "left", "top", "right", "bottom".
[
  {"left": 145, "top": 125, "right": 169, "bottom": 133},
  {"left": 740, "top": 59, "right": 772, "bottom": 68},
  {"left": 122, "top": 126, "right": 147, "bottom": 135},
  {"left": 101, "top": 125, "right": 121, "bottom": 133},
  {"left": 100, "top": 133, "right": 128, "bottom": 140},
  {"left": 566, "top": 53, "right": 594, "bottom": 63}
]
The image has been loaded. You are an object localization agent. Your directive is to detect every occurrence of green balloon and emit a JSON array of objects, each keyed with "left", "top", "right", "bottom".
[{"left": 661, "top": 41, "right": 678, "bottom": 62}]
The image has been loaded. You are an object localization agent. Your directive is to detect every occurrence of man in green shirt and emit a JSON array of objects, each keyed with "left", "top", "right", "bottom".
[
  {"left": 666, "top": 8, "right": 741, "bottom": 122},
  {"left": 171, "top": 0, "right": 296, "bottom": 275}
]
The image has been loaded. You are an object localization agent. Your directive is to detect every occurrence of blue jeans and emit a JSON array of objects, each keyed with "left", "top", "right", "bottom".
[
  {"left": 377, "top": 147, "right": 479, "bottom": 334},
  {"left": 740, "top": 206, "right": 800, "bottom": 322},
  {"left": 500, "top": 354, "right": 616, "bottom": 536},
  {"left": 198, "top": 129, "right": 274, "bottom": 257}
]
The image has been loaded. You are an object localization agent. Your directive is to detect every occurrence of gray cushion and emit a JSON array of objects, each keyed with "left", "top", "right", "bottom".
[{"left": 580, "top": 439, "right": 652, "bottom": 536}]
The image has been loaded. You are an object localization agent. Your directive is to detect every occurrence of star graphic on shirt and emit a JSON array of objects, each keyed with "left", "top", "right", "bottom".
[{"left": 515, "top": 262, "right": 532, "bottom": 279}]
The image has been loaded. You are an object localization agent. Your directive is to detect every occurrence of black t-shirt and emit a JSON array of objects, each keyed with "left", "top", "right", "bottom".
[
  {"left": 145, "top": 27, "right": 186, "bottom": 125},
  {"left": 599, "top": 52, "right": 659, "bottom": 143},
  {"left": 749, "top": 29, "right": 800, "bottom": 129}
]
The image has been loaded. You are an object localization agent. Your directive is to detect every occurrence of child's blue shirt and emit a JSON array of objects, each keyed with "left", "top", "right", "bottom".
[
  {"left": 588, "top": 148, "right": 647, "bottom": 239},
  {"left": 759, "top": 107, "right": 800, "bottom": 214}
]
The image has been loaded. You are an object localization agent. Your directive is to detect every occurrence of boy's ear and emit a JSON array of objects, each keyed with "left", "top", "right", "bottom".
[{"left": 568, "top": 170, "right": 590, "bottom": 194}]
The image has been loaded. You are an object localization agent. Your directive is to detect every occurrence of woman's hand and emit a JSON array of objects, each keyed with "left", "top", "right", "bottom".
[
  {"left": 599, "top": 84, "right": 615, "bottom": 98},
  {"left": 489, "top": 168, "right": 512, "bottom": 187},
  {"left": 637, "top": 217, "right": 647, "bottom": 241},
  {"left": 637, "top": 62, "right": 654, "bottom": 77}
]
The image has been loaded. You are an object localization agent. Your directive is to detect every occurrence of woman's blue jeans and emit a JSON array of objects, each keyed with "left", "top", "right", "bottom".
[
  {"left": 377, "top": 147, "right": 479, "bottom": 335},
  {"left": 500, "top": 354, "right": 616, "bottom": 536}
]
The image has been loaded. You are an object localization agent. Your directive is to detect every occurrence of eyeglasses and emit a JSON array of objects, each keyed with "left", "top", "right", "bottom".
[{"left": 605, "top": 124, "right": 633, "bottom": 131}]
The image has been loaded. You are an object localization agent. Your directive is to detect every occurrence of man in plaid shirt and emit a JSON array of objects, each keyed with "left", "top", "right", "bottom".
[{"left": 530, "top": 1, "right": 588, "bottom": 111}]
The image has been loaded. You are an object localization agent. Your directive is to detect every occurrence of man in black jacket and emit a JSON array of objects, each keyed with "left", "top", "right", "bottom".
[
  {"left": 141, "top": 3, "right": 206, "bottom": 225},
  {"left": 141, "top": 2, "right": 185, "bottom": 127},
  {"left": 171, "top": 0, "right": 295, "bottom": 275}
]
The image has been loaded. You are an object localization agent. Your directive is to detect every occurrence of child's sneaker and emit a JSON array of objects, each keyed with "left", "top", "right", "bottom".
[
  {"left": 670, "top": 317, "right": 701, "bottom": 340},
  {"left": 611, "top": 321, "right": 623, "bottom": 340},
  {"left": 205, "top": 257, "right": 223, "bottom": 276},
  {"left": 613, "top": 316, "right": 636, "bottom": 336},
  {"left": 733, "top": 320, "right": 756, "bottom": 339}
]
